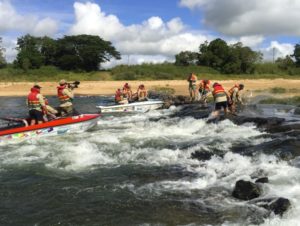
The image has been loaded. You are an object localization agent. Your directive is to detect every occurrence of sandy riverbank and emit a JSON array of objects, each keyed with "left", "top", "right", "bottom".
[{"left": 0, "top": 79, "right": 300, "bottom": 96}]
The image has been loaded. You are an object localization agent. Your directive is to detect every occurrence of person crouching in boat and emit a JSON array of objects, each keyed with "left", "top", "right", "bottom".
[
  {"left": 122, "top": 83, "right": 133, "bottom": 102},
  {"left": 137, "top": 84, "right": 148, "bottom": 101},
  {"left": 115, "top": 88, "right": 128, "bottom": 104},
  {"left": 43, "top": 97, "right": 58, "bottom": 120},
  {"left": 57, "top": 79, "right": 75, "bottom": 116},
  {"left": 228, "top": 83, "right": 244, "bottom": 114},
  {"left": 211, "top": 83, "right": 229, "bottom": 118},
  {"left": 27, "top": 84, "right": 47, "bottom": 125}
]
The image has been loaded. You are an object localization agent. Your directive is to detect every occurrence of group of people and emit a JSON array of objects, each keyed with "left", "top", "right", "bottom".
[
  {"left": 187, "top": 72, "right": 245, "bottom": 116},
  {"left": 27, "top": 79, "right": 77, "bottom": 125},
  {"left": 115, "top": 83, "right": 148, "bottom": 104}
]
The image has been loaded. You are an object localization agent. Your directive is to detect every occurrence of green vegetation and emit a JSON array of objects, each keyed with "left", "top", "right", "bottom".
[
  {"left": 13, "top": 34, "right": 120, "bottom": 71},
  {"left": 270, "top": 87, "right": 287, "bottom": 94},
  {"left": 1, "top": 34, "right": 300, "bottom": 81},
  {"left": 259, "top": 96, "right": 300, "bottom": 106},
  {"left": 152, "top": 86, "right": 175, "bottom": 95}
]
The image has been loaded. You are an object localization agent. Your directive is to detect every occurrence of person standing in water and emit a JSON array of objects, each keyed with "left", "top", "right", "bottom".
[
  {"left": 228, "top": 83, "right": 245, "bottom": 114},
  {"left": 187, "top": 72, "right": 197, "bottom": 101},
  {"left": 211, "top": 82, "right": 229, "bottom": 118},
  {"left": 198, "top": 79, "right": 211, "bottom": 107}
]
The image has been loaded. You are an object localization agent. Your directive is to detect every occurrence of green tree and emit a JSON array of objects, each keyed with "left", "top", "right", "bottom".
[
  {"left": 55, "top": 35, "right": 121, "bottom": 71},
  {"left": 276, "top": 55, "right": 294, "bottom": 70},
  {"left": 175, "top": 51, "right": 198, "bottom": 66},
  {"left": 14, "top": 34, "right": 44, "bottom": 70},
  {"left": 198, "top": 38, "right": 229, "bottom": 71},
  {"left": 0, "top": 37, "right": 6, "bottom": 68},
  {"left": 291, "top": 44, "right": 300, "bottom": 67},
  {"left": 40, "top": 36, "right": 57, "bottom": 66}
]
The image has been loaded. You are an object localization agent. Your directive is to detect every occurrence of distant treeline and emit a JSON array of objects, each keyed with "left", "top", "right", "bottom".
[{"left": 0, "top": 35, "right": 300, "bottom": 81}]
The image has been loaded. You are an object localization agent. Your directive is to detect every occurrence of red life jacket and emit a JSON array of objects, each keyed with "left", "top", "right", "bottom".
[
  {"left": 115, "top": 90, "right": 123, "bottom": 102},
  {"left": 212, "top": 84, "right": 226, "bottom": 96},
  {"left": 57, "top": 85, "right": 71, "bottom": 104},
  {"left": 200, "top": 80, "right": 210, "bottom": 90},
  {"left": 27, "top": 88, "right": 42, "bottom": 110}
]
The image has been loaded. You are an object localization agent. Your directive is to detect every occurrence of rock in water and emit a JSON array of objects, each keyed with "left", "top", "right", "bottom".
[{"left": 232, "top": 180, "right": 261, "bottom": 200}]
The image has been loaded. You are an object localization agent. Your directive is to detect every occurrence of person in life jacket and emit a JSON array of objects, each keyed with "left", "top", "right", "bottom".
[
  {"left": 211, "top": 82, "right": 229, "bottom": 117},
  {"left": 26, "top": 84, "right": 47, "bottom": 125},
  {"left": 228, "top": 83, "right": 244, "bottom": 114},
  {"left": 198, "top": 79, "right": 211, "bottom": 106},
  {"left": 187, "top": 72, "right": 197, "bottom": 101},
  {"left": 137, "top": 84, "right": 148, "bottom": 101},
  {"left": 122, "top": 83, "right": 133, "bottom": 101},
  {"left": 57, "top": 79, "right": 75, "bottom": 116},
  {"left": 115, "top": 88, "right": 128, "bottom": 104}
]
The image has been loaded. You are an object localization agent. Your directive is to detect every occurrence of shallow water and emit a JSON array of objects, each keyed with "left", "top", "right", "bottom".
[{"left": 0, "top": 96, "right": 300, "bottom": 225}]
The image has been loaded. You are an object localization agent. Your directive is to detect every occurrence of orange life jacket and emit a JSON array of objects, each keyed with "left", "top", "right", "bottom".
[
  {"left": 212, "top": 84, "right": 226, "bottom": 96},
  {"left": 115, "top": 90, "right": 123, "bottom": 102},
  {"left": 138, "top": 88, "right": 147, "bottom": 97},
  {"left": 189, "top": 74, "right": 197, "bottom": 83},
  {"left": 228, "top": 84, "right": 239, "bottom": 95},
  {"left": 57, "top": 85, "right": 71, "bottom": 104},
  {"left": 200, "top": 80, "right": 210, "bottom": 90},
  {"left": 27, "top": 88, "right": 42, "bottom": 110}
]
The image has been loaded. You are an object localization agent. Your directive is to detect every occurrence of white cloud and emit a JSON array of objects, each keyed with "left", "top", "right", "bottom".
[
  {"left": 0, "top": 0, "right": 58, "bottom": 36},
  {"left": 180, "top": 0, "right": 300, "bottom": 36},
  {"left": 69, "top": 1, "right": 210, "bottom": 62},
  {"left": 262, "top": 41, "right": 294, "bottom": 61}
]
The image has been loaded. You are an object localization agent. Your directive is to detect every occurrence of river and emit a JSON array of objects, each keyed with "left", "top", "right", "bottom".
[{"left": 0, "top": 96, "right": 300, "bottom": 226}]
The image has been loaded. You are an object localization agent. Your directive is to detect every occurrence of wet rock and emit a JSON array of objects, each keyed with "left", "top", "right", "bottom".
[
  {"left": 295, "top": 107, "right": 300, "bottom": 115},
  {"left": 170, "top": 104, "right": 211, "bottom": 119},
  {"left": 253, "top": 197, "right": 291, "bottom": 216},
  {"left": 232, "top": 180, "right": 261, "bottom": 200},
  {"left": 191, "top": 151, "right": 214, "bottom": 161},
  {"left": 255, "top": 177, "right": 269, "bottom": 184}
]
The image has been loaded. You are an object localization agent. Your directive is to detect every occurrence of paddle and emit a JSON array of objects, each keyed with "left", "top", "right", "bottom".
[{"left": 0, "top": 117, "right": 29, "bottom": 127}]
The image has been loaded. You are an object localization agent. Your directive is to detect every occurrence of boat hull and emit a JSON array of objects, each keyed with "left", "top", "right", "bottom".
[
  {"left": 97, "top": 100, "right": 164, "bottom": 113},
  {"left": 0, "top": 114, "right": 100, "bottom": 143}
]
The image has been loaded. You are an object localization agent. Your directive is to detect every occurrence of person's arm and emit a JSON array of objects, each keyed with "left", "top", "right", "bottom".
[
  {"left": 64, "top": 88, "right": 74, "bottom": 100},
  {"left": 38, "top": 94, "right": 47, "bottom": 114}
]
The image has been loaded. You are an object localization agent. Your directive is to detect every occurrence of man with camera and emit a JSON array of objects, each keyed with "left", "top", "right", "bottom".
[{"left": 57, "top": 79, "right": 80, "bottom": 116}]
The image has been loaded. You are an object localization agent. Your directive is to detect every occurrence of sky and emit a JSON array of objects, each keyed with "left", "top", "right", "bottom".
[{"left": 0, "top": 0, "right": 299, "bottom": 68}]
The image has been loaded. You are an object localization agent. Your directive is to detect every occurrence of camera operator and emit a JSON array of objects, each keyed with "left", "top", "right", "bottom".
[{"left": 57, "top": 79, "right": 80, "bottom": 116}]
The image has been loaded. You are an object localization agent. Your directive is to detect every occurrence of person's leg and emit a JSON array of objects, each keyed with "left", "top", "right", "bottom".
[{"left": 29, "top": 110, "right": 37, "bottom": 125}]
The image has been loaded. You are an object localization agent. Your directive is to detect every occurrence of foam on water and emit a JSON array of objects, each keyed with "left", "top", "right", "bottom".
[{"left": 1, "top": 107, "right": 299, "bottom": 225}]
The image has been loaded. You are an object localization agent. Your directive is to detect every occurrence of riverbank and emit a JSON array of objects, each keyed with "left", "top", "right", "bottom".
[{"left": 0, "top": 79, "right": 300, "bottom": 97}]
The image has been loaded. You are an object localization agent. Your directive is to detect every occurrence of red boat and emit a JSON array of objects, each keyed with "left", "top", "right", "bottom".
[{"left": 0, "top": 114, "right": 100, "bottom": 143}]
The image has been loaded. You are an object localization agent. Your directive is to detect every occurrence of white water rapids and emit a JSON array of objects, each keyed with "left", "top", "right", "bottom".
[{"left": 0, "top": 105, "right": 300, "bottom": 225}]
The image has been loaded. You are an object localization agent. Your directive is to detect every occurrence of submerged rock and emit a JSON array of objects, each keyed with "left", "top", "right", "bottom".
[
  {"left": 252, "top": 197, "right": 291, "bottom": 216},
  {"left": 255, "top": 177, "right": 269, "bottom": 184},
  {"left": 191, "top": 151, "right": 214, "bottom": 161},
  {"left": 232, "top": 180, "right": 261, "bottom": 200}
]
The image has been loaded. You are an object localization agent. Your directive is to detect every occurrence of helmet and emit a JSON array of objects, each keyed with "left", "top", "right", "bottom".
[
  {"left": 59, "top": 79, "right": 67, "bottom": 85},
  {"left": 33, "top": 84, "right": 42, "bottom": 89}
]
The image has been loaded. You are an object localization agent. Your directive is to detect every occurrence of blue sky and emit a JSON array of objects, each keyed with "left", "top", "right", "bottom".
[{"left": 1, "top": 0, "right": 299, "bottom": 67}]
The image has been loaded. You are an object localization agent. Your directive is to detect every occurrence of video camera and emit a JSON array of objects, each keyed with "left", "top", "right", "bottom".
[{"left": 67, "top": 81, "right": 80, "bottom": 89}]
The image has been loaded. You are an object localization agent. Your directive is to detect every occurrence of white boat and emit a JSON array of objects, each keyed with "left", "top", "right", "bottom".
[
  {"left": 96, "top": 100, "right": 164, "bottom": 113},
  {"left": 0, "top": 114, "right": 100, "bottom": 144}
]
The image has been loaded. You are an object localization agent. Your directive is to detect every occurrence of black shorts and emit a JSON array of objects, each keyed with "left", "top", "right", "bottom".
[
  {"left": 215, "top": 101, "right": 228, "bottom": 110},
  {"left": 29, "top": 109, "right": 44, "bottom": 121}
]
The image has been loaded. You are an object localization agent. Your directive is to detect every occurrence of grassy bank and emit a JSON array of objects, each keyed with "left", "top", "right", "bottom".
[
  {"left": 1, "top": 64, "right": 300, "bottom": 82},
  {"left": 259, "top": 96, "right": 300, "bottom": 106}
]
